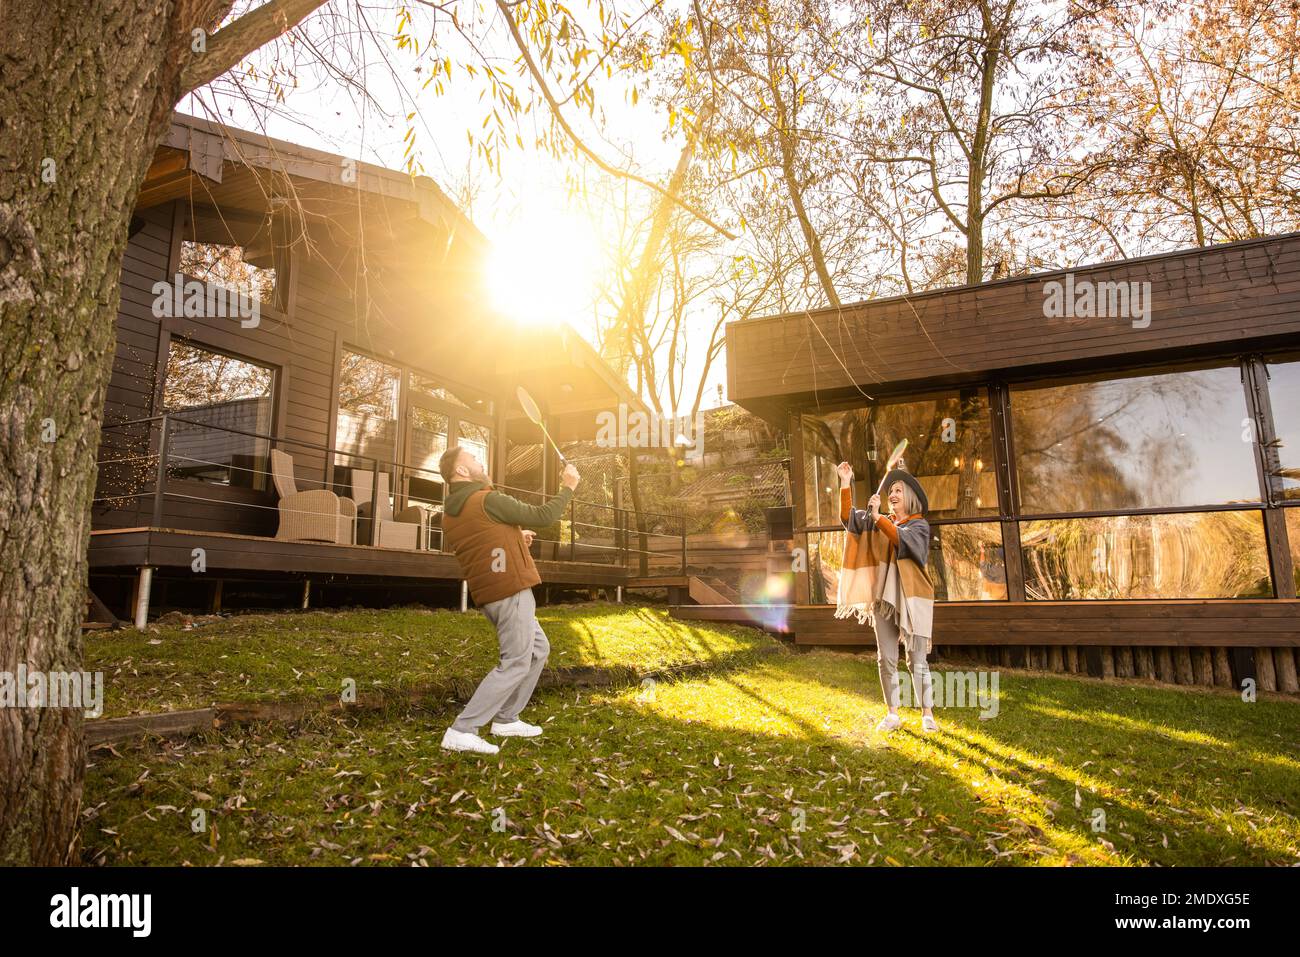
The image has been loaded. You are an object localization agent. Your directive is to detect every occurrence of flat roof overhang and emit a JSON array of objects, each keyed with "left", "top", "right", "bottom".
[{"left": 727, "top": 232, "right": 1300, "bottom": 424}]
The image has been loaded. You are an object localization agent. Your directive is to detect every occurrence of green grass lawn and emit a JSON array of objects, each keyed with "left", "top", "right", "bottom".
[
  {"left": 86, "top": 604, "right": 771, "bottom": 718},
  {"left": 82, "top": 610, "right": 1300, "bottom": 867}
]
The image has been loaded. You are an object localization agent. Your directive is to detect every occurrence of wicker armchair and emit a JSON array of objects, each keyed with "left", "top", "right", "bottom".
[
  {"left": 351, "top": 470, "right": 423, "bottom": 549},
  {"left": 270, "top": 449, "right": 357, "bottom": 544}
]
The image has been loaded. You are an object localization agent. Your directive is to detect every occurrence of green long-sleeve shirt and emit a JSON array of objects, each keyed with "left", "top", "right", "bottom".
[{"left": 444, "top": 480, "right": 574, "bottom": 527}]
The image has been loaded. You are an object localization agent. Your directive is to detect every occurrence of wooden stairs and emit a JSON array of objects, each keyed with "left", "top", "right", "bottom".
[
  {"left": 82, "top": 587, "right": 120, "bottom": 633},
  {"left": 624, "top": 574, "right": 739, "bottom": 605}
]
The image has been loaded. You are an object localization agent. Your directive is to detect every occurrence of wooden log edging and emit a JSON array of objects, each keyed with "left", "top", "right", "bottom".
[
  {"left": 85, "top": 647, "right": 784, "bottom": 747},
  {"left": 86, "top": 708, "right": 217, "bottom": 746},
  {"left": 930, "top": 644, "right": 1300, "bottom": 697}
]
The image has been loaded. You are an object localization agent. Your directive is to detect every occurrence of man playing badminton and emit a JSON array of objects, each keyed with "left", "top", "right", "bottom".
[{"left": 436, "top": 445, "right": 580, "bottom": 755}]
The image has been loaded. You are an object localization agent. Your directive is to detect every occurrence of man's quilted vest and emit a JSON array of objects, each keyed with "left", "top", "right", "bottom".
[{"left": 442, "top": 489, "right": 541, "bottom": 605}]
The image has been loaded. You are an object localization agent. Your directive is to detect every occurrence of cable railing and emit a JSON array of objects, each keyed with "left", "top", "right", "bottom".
[{"left": 93, "top": 412, "right": 691, "bottom": 576}]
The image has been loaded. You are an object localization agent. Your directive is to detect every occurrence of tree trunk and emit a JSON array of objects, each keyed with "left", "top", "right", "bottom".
[
  {"left": 0, "top": 0, "right": 215, "bottom": 865},
  {"left": 964, "top": 11, "right": 1003, "bottom": 285}
]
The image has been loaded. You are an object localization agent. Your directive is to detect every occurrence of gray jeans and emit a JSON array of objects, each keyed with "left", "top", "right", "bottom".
[
  {"left": 874, "top": 606, "right": 933, "bottom": 710},
  {"left": 452, "top": 587, "right": 550, "bottom": 733}
]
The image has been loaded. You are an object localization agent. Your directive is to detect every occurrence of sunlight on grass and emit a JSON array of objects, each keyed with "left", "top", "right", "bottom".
[
  {"left": 1024, "top": 702, "right": 1300, "bottom": 773},
  {"left": 81, "top": 613, "right": 1299, "bottom": 866},
  {"left": 87, "top": 604, "right": 774, "bottom": 718}
]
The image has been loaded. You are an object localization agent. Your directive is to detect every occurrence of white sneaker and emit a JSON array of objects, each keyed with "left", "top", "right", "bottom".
[
  {"left": 876, "top": 713, "right": 902, "bottom": 733},
  {"left": 921, "top": 715, "right": 940, "bottom": 733},
  {"left": 490, "top": 719, "right": 543, "bottom": 738},
  {"left": 441, "top": 728, "right": 499, "bottom": 754}
]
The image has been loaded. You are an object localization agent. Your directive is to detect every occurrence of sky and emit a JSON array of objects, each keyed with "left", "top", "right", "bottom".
[{"left": 183, "top": 0, "right": 733, "bottom": 410}]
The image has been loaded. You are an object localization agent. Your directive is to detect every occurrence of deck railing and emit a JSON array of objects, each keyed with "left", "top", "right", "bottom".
[{"left": 93, "top": 412, "right": 690, "bottom": 576}]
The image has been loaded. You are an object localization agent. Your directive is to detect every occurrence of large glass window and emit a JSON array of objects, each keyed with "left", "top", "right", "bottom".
[
  {"left": 930, "top": 524, "right": 1007, "bottom": 601},
  {"left": 1020, "top": 512, "right": 1272, "bottom": 600},
  {"left": 162, "top": 340, "right": 274, "bottom": 489},
  {"left": 806, "top": 523, "right": 1005, "bottom": 604},
  {"left": 458, "top": 421, "right": 492, "bottom": 469},
  {"left": 179, "top": 240, "right": 277, "bottom": 305},
  {"left": 807, "top": 531, "right": 845, "bottom": 605},
  {"left": 800, "top": 360, "right": 1293, "bottom": 603},
  {"left": 1264, "top": 357, "right": 1300, "bottom": 502},
  {"left": 408, "top": 409, "right": 449, "bottom": 476},
  {"left": 1011, "top": 365, "right": 1258, "bottom": 514},
  {"left": 1286, "top": 508, "right": 1300, "bottom": 595},
  {"left": 331, "top": 353, "right": 497, "bottom": 549},
  {"left": 334, "top": 351, "right": 401, "bottom": 494},
  {"left": 802, "top": 388, "right": 997, "bottom": 524}
]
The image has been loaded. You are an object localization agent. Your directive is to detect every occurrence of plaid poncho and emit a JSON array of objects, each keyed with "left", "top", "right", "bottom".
[{"left": 835, "top": 488, "right": 935, "bottom": 654}]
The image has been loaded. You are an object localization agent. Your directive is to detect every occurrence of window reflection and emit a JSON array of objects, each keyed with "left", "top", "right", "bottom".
[
  {"left": 807, "top": 531, "right": 845, "bottom": 605},
  {"left": 1020, "top": 511, "right": 1272, "bottom": 600},
  {"left": 411, "top": 373, "right": 495, "bottom": 416},
  {"left": 408, "top": 408, "right": 448, "bottom": 477},
  {"left": 1286, "top": 508, "right": 1300, "bottom": 594},
  {"left": 334, "top": 351, "right": 401, "bottom": 492},
  {"left": 163, "top": 340, "right": 273, "bottom": 490},
  {"left": 1264, "top": 358, "right": 1300, "bottom": 501},
  {"left": 802, "top": 388, "right": 997, "bottom": 524},
  {"left": 930, "top": 523, "right": 1006, "bottom": 601},
  {"left": 1011, "top": 366, "right": 1258, "bottom": 513},
  {"left": 806, "top": 523, "right": 1005, "bottom": 604},
  {"left": 458, "top": 420, "right": 493, "bottom": 469},
  {"left": 179, "top": 239, "right": 277, "bottom": 305}
]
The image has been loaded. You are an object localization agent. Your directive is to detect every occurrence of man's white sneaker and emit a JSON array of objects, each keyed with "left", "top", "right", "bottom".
[
  {"left": 441, "top": 728, "right": 499, "bottom": 754},
  {"left": 490, "top": 719, "right": 543, "bottom": 738},
  {"left": 876, "top": 712, "right": 902, "bottom": 733}
]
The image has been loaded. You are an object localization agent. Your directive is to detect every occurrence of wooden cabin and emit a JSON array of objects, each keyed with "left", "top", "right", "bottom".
[
  {"left": 90, "top": 113, "right": 650, "bottom": 622},
  {"left": 705, "top": 233, "right": 1300, "bottom": 691}
]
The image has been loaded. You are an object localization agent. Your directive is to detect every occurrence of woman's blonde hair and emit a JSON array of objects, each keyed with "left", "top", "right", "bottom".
[{"left": 890, "top": 481, "right": 922, "bottom": 518}]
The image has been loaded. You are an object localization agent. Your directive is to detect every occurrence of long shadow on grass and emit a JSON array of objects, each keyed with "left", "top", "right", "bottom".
[
  {"left": 80, "top": 650, "right": 1297, "bottom": 866},
  {"left": 790, "top": 652, "right": 1300, "bottom": 863},
  {"left": 682, "top": 645, "right": 1299, "bottom": 862}
]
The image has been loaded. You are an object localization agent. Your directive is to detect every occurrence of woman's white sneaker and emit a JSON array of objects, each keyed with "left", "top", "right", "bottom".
[
  {"left": 490, "top": 719, "right": 542, "bottom": 738},
  {"left": 876, "top": 712, "right": 902, "bottom": 733},
  {"left": 921, "top": 715, "right": 940, "bottom": 733},
  {"left": 441, "top": 728, "right": 499, "bottom": 754}
]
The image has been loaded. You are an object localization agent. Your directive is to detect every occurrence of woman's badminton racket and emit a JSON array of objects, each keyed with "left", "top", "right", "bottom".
[
  {"left": 875, "top": 437, "right": 910, "bottom": 496},
  {"left": 516, "top": 385, "right": 568, "bottom": 466}
]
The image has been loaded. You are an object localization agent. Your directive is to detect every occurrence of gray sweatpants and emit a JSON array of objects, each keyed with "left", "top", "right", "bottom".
[
  {"left": 452, "top": 587, "right": 550, "bottom": 733},
  {"left": 874, "top": 605, "right": 933, "bottom": 710}
]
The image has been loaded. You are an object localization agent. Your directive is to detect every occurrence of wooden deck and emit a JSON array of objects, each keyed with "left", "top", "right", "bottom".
[
  {"left": 89, "top": 527, "right": 627, "bottom": 587},
  {"left": 672, "top": 601, "right": 1300, "bottom": 646}
]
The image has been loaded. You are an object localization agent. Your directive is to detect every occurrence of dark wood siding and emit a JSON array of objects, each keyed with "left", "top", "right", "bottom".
[
  {"left": 95, "top": 204, "right": 173, "bottom": 531},
  {"left": 727, "top": 233, "right": 1300, "bottom": 418},
  {"left": 94, "top": 200, "right": 508, "bottom": 541}
]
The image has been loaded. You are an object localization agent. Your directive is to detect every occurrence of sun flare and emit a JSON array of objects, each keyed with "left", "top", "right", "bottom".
[{"left": 485, "top": 208, "right": 602, "bottom": 326}]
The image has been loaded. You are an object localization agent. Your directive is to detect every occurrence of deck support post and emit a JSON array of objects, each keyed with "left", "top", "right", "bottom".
[
  {"left": 133, "top": 566, "right": 153, "bottom": 630},
  {"left": 209, "top": 579, "right": 223, "bottom": 614},
  {"left": 460, "top": 580, "right": 468, "bottom": 612},
  {"left": 616, "top": 585, "right": 623, "bottom": 604},
  {"left": 1229, "top": 647, "right": 1256, "bottom": 692},
  {"left": 301, "top": 579, "right": 311, "bottom": 610}
]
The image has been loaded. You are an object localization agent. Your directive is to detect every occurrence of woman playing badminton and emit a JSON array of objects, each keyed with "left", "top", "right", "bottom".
[{"left": 835, "top": 456, "right": 938, "bottom": 733}]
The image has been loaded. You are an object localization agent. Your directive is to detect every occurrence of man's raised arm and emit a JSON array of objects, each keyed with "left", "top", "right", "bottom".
[{"left": 484, "top": 463, "right": 581, "bottom": 527}]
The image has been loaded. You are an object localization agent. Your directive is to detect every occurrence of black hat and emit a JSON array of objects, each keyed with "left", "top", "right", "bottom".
[{"left": 880, "top": 469, "right": 929, "bottom": 515}]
